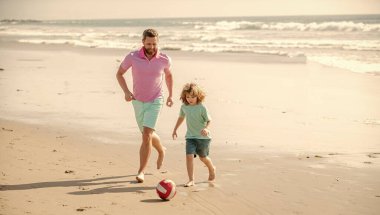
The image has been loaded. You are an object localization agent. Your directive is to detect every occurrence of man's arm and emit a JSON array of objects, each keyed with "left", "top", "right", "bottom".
[
  {"left": 164, "top": 68, "right": 173, "bottom": 107},
  {"left": 116, "top": 65, "right": 134, "bottom": 101}
]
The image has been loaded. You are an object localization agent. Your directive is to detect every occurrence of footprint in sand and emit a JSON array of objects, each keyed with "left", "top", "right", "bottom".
[
  {"left": 1, "top": 128, "right": 13, "bottom": 132},
  {"left": 76, "top": 206, "right": 93, "bottom": 212},
  {"left": 368, "top": 153, "right": 380, "bottom": 158}
]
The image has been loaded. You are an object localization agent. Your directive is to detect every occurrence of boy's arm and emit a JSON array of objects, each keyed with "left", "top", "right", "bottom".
[
  {"left": 201, "top": 120, "right": 211, "bottom": 137},
  {"left": 204, "top": 120, "right": 211, "bottom": 129},
  {"left": 172, "top": 116, "right": 185, "bottom": 140},
  {"left": 116, "top": 65, "right": 134, "bottom": 101}
]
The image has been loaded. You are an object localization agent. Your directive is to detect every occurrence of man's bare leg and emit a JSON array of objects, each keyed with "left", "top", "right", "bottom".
[
  {"left": 151, "top": 132, "right": 166, "bottom": 169},
  {"left": 137, "top": 127, "right": 154, "bottom": 182}
]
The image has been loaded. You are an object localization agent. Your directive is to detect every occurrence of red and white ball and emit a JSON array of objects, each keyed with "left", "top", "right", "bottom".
[{"left": 156, "top": 179, "right": 176, "bottom": 200}]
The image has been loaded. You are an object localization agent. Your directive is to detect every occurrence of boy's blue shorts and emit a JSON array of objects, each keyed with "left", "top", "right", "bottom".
[{"left": 186, "top": 138, "right": 211, "bottom": 158}]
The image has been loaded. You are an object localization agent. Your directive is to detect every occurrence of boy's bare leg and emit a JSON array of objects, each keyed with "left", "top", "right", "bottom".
[
  {"left": 151, "top": 132, "right": 166, "bottom": 169},
  {"left": 199, "top": 156, "right": 216, "bottom": 181},
  {"left": 185, "top": 154, "right": 195, "bottom": 187},
  {"left": 137, "top": 127, "right": 154, "bottom": 182}
]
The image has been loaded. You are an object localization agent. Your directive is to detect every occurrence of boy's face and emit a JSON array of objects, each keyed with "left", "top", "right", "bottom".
[{"left": 186, "top": 93, "right": 198, "bottom": 105}]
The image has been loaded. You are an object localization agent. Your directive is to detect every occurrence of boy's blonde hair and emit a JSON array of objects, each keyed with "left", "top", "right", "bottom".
[{"left": 180, "top": 83, "right": 206, "bottom": 105}]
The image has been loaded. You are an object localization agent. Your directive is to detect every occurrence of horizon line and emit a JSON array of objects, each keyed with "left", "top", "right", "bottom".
[{"left": 1, "top": 13, "right": 380, "bottom": 21}]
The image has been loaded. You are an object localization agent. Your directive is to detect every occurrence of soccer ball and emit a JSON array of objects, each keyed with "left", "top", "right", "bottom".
[{"left": 156, "top": 179, "right": 176, "bottom": 200}]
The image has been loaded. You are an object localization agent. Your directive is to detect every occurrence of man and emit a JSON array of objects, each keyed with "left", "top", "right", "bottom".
[{"left": 116, "top": 29, "right": 173, "bottom": 183}]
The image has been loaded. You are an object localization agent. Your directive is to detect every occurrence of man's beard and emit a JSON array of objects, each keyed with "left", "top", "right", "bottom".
[{"left": 144, "top": 47, "right": 156, "bottom": 55}]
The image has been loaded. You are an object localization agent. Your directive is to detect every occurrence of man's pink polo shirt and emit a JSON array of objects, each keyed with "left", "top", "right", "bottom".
[{"left": 121, "top": 47, "right": 171, "bottom": 102}]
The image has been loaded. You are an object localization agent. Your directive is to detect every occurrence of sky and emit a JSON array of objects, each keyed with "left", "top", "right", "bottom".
[{"left": 0, "top": 0, "right": 380, "bottom": 20}]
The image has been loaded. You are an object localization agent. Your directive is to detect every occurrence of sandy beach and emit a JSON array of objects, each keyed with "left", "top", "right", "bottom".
[{"left": 1, "top": 42, "right": 380, "bottom": 214}]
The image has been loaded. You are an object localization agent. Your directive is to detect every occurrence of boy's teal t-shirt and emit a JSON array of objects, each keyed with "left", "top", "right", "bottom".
[{"left": 180, "top": 103, "right": 211, "bottom": 139}]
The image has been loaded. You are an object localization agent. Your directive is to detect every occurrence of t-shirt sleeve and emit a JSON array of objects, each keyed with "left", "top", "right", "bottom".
[
  {"left": 202, "top": 105, "right": 211, "bottom": 122},
  {"left": 120, "top": 53, "right": 133, "bottom": 70},
  {"left": 179, "top": 105, "right": 185, "bottom": 117}
]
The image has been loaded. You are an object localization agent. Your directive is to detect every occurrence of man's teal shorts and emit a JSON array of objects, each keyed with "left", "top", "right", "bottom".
[{"left": 132, "top": 97, "right": 164, "bottom": 132}]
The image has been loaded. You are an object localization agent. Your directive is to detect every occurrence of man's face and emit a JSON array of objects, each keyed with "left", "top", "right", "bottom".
[{"left": 142, "top": 36, "right": 158, "bottom": 55}]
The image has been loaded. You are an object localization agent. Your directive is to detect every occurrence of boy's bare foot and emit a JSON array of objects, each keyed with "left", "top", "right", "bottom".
[
  {"left": 136, "top": 172, "right": 144, "bottom": 183},
  {"left": 184, "top": 180, "right": 195, "bottom": 187},
  {"left": 157, "top": 147, "right": 166, "bottom": 170},
  {"left": 208, "top": 166, "right": 216, "bottom": 181}
]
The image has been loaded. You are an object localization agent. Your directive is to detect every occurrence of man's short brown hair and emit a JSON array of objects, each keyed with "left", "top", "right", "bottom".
[{"left": 143, "top": 29, "right": 159, "bottom": 40}]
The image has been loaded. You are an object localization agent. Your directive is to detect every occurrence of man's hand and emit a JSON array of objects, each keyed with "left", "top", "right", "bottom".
[
  {"left": 166, "top": 96, "right": 173, "bottom": 107},
  {"left": 124, "top": 91, "right": 135, "bottom": 102}
]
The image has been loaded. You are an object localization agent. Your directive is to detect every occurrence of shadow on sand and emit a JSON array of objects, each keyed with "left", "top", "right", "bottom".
[{"left": 0, "top": 174, "right": 155, "bottom": 195}]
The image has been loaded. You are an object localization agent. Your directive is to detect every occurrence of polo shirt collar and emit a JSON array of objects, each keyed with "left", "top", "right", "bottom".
[{"left": 139, "top": 47, "right": 160, "bottom": 59}]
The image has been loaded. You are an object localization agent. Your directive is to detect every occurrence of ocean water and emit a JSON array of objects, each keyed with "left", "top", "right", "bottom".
[{"left": 1, "top": 14, "right": 379, "bottom": 74}]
